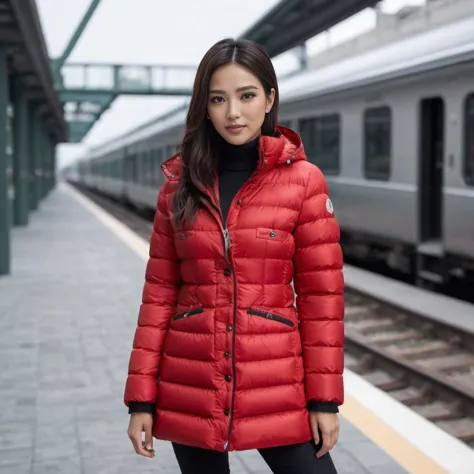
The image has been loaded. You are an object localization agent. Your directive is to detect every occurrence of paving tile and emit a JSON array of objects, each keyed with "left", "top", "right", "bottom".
[
  {"left": 0, "top": 464, "right": 30, "bottom": 474},
  {"left": 235, "top": 450, "right": 269, "bottom": 472},
  {"left": 347, "top": 440, "right": 408, "bottom": 473},
  {"left": 33, "top": 442, "right": 81, "bottom": 464},
  {"left": 0, "top": 422, "right": 34, "bottom": 450},
  {"left": 0, "top": 447, "right": 33, "bottom": 467},
  {"left": 331, "top": 446, "right": 371, "bottom": 474},
  {"left": 31, "top": 457, "right": 82, "bottom": 474}
]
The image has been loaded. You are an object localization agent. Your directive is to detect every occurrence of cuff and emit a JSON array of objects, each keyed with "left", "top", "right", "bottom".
[
  {"left": 128, "top": 402, "right": 155, "bottom": 415},
  {"left": 307, "top": 401, "right": 339, "bottom": 413}
]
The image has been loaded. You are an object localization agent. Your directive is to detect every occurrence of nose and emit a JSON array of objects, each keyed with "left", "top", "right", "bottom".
[{"left": 226, "top": 99, "right": 241, "bottom": 120}]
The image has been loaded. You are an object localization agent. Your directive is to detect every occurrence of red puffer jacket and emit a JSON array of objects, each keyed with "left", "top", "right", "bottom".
[{"left": 124, "top": 126, "right": 344, "bottom": 452}]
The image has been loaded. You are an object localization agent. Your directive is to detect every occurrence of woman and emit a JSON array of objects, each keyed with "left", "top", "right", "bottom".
[{"left": 124, "top": 37, "right": 344, "bottom": 474}]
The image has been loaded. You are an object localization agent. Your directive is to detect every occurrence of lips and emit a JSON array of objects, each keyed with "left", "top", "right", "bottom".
[{"left": 226, "top": 125, "right": 245, "bottom": 130}]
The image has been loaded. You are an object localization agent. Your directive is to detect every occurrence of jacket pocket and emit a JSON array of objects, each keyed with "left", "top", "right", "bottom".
[
  {"left": 248, "top": 308, "right": 294, "bottom": 327},
  {"left": 172, "top": 307, "right": 204, "bottom": 321}
]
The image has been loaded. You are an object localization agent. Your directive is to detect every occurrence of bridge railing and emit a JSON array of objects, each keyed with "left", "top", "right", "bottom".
[{"left": 58, "top": 63, "right": 197, "bottom": 96}]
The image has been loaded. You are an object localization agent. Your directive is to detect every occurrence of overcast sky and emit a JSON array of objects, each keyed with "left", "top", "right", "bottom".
[{"left": 35, "top": 0, "right": 425, "bottom": 168}]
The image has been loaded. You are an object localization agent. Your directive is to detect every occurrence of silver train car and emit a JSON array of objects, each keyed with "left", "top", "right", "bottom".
[{"left": 70, "top": 15, "right": 474, "bottom": 289}]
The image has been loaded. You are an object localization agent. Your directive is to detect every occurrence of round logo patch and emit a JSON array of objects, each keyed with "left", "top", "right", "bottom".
[{"left": 326, "top": 198, "right": 334, "bottom": 214}]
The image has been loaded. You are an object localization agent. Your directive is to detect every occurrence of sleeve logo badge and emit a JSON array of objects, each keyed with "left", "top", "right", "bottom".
[{"left": 326, "top": 198, "right": 334, "bottom": 214}]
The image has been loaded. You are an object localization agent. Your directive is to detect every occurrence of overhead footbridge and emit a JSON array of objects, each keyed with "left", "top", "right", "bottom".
[{"left": 239, "top": 0, "right": 381, "bottom": 67}]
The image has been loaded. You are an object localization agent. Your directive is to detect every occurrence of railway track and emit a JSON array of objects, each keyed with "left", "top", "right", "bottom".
[
  {"left": 75, "top": 184, "right": 474, "bottom": 449},
  {"left": 344, "top": 291, "right": 474, "bottom": 447}
]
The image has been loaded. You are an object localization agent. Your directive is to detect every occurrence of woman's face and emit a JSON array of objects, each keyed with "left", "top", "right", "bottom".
[{"left": 207, "top": 63, "right": 275, "bottom": 146}]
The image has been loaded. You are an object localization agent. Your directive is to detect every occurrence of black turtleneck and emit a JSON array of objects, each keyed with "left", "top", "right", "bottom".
[{"left": 218, "top": 137, "right": 259, "bottom": 225}]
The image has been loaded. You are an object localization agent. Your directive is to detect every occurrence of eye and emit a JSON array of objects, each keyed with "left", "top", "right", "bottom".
[
  {"left": 210, "top": 96, "right": 224, "bottom": 103},
  {"left": 242, "top": 93, "right": 255, "bottom": 100}
]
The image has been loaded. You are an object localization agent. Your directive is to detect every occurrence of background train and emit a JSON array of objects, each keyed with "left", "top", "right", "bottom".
[{"left": 65, "top": 15, "right": 474, "bottom": 295}]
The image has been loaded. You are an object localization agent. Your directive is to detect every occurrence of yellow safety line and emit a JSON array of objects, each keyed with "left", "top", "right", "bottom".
[{"left": 340, "top": 395, "right": 446, "bottom": 474}]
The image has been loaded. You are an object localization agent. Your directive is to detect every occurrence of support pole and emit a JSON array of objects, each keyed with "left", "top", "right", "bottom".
[
  {"left": 12, "top": 78, "right": 29, "bottom": 226},
  {"left": 32, "top": 111, "right": 42, "bottom": 208},
  {"left": 28, "top": 105, "right": 37, "bottom": 211},
  {"left": 51, "top": 145, "right": 56, "bottom": 189},
  {"left": 41, "top": 125, "right": 48, "bottom": 199},
  {"left": 0, "top": 45, "right": 10, "bottom": 275},
  {"left": 44, "top": 135, "right": 51, "bottom": 195},
  {"left": 37, "top": 117, "right": 45, "bottom": 203}
]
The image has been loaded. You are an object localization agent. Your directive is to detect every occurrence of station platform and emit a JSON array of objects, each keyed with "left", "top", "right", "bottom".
[
  {"left": 0, "top": 182, "right": 472, "bottom": 474},
  {"left": 344, "top": 259, "right": 474, "bottom": 335}
]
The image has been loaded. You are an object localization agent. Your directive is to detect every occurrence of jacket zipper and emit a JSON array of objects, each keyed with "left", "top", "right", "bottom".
[
  {"left": 213, "top": 146, "right": 277, "bottom": 450},
  {"left": 206, "top": 187, "right": 238, "bottom": 451},
  {"left": 247, "top": 308, "right": 294, "bottom": 327},
  {"left": 172, "top": 307, "right": 204, "bottom": 320}
]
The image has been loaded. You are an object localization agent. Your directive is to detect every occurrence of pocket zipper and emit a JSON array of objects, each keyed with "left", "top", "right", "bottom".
[
  {"left": 247, "top": 308, "right": 294, "bottom": 327},
  {"left": 172, "top": 307, "right": 204, "bottom": 320}
]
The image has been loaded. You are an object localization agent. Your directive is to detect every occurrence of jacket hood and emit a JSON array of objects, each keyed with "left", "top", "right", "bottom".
[{"left": 160, "top": 125, "right": 306, "bottom": 182}]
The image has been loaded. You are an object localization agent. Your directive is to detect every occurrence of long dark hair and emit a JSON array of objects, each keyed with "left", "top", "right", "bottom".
[{"left": 172, "top": 38, "right": 279, "bottom": 225}]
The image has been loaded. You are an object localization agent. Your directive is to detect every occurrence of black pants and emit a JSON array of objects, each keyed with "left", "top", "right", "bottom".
[{"left": 172, "top": 441, "right": 338, "bottom": 474}]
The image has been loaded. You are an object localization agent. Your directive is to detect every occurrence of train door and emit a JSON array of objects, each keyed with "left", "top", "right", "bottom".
[
  {"left": 419, "top": 97, "right": 444, "bottom": 245},
  {"left": 417, "top": 97, "right": 445, "bottom": 287}
]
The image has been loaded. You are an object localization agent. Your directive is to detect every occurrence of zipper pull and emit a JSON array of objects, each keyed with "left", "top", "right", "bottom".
[
  {"left": 223, "top": 228, "right": 231, "bottom": 262},
  {"left": 224, "top": 441, "right": 228, "bottom": 450}
]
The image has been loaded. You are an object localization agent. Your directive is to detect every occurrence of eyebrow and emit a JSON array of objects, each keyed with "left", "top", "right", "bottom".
[{"left": 209, "top": 85, "right": 258, "bottom": 94}]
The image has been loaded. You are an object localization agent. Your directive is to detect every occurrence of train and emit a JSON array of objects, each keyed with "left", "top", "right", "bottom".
[{"left": 65, "top": 14, "right": 474, "bottom": 291}]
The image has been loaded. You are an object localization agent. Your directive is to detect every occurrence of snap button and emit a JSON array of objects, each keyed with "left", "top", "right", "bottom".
[
  {"left": 286, "top": 159, "right": 291, "bottom": 164},
  {"left": 224, "top": 351, "right": 230, "bottom": 359},
  {"left": 237, "top": 199, "right": 242, "bottom": 205},
  {"left": 224, "top": 409, "right": 229, "bottom": 416},
  {"left": 269, "top": 231, "right": 276, "bottom": 238},
  {"left": 226, "top": 324, "right": 232, "bottom": 331},
  {"left": 180, "top": 233, "right": 186, "bottom": 240},
  {"left": 225, "top": 374, "right": 231, "bottom": 382},
  {"left": 224, "top": 269, "right": 231, "bottom": 276}
]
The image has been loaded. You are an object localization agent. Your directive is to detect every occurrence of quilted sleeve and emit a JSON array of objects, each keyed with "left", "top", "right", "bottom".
[
  {"left": 124, "top": 183, "right": 180, "bottom": 407},
  {"left": 293, "top": 165, "right": 344, "bottom": 406}
]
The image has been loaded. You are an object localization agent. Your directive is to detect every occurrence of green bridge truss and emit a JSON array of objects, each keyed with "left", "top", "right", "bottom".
[{"left": 51, "top": 0, "right": 195, "bottom": 142}]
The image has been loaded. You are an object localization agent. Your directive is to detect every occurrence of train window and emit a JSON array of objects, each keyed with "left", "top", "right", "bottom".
[
  {"left": 144, "top": 151, "right": 151, "bottom": 185},
  {"left": 151, "top": 150, "right": 157, "bottom": 186},
  {"left": 298, "top": 114, "right": 340, "bottom": 175},
  {"left": 155, "top": 149, "right": 163, "bottom": 185},
  {"left": 148, "top": 152, "right": 155, "bottom": 186},
  {"left": 144, "top": 151, "right": 152, "bottom": 186},
  {"left": 464, "top": 93, "right": 474, "bottom": 185},
  {"left": 143, "top": 152, "right": 149, "bottom": 185},
  {"left": 140, "top": 152, "right": 146, "bottom": 185},
  {"left": 114, "top": 157, "right": 120, "bottom": 178},
  {"left": 364, "top": 106, "right": 391, "bottom": 180},
  {"left": 125, "top": 153, "right": 137, "bottom": 182},
  {"left": 166, "top": 145, "right": 175, "bottom": 158}
]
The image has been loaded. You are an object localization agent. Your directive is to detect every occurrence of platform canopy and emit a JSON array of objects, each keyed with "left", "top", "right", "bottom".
[
  {"left": 0, "top": 0, "right": 68, "bottom": 143},
  {"left": 240, "top": 0, "right": 381, "bottom": 58}
]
